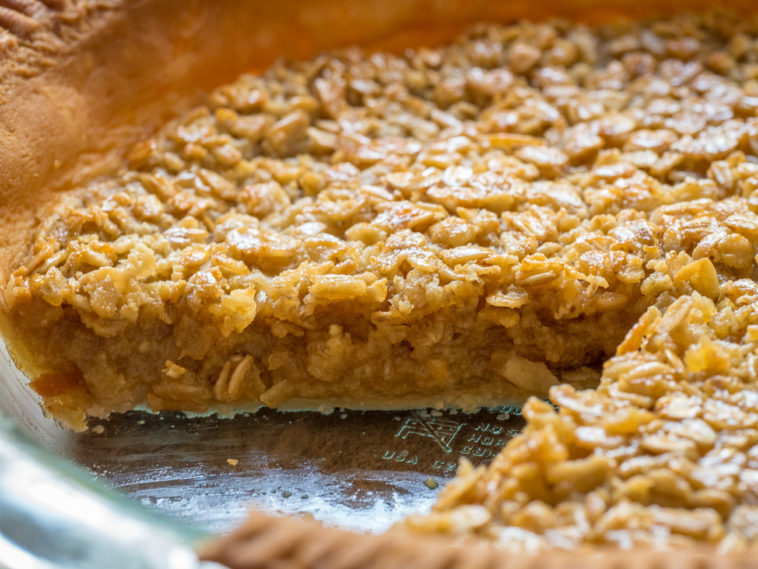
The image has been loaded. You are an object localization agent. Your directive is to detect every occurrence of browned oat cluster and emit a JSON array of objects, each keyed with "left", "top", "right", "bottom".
[
  {"left": 404, "top": 291, "right": 758, "bottom": 549},
  {"left": 5, "top": 9, "right": 758, "bottom": 548}
]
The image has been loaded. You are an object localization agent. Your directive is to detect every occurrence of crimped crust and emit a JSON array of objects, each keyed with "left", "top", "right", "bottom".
[{"left": 201, "top": 510, "right": 758, "bottom": 569}]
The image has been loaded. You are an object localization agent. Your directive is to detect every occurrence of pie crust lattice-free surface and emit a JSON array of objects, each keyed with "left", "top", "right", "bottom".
[{"left": 4, "top": 0, "right": 758, "bottom": 559}]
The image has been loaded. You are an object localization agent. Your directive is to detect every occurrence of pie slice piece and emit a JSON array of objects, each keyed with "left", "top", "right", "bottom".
[
  {"left": 404, "top": 288, "right": 758, "bottom": 549},
  {"left": 5, "top": 11, "right": 758, "bottom": 438},
  {"left": 2, "top": 19, "right": 672, "bottom": 429}
]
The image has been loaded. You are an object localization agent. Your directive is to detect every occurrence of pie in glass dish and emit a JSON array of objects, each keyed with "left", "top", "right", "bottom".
[{"left": 3, "top": 0, "right": 758, "bottom": 555}]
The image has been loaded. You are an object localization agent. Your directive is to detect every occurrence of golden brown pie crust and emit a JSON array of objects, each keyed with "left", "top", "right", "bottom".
[{"left": 200, "top": 510, "right": 758, "bottom": 569}]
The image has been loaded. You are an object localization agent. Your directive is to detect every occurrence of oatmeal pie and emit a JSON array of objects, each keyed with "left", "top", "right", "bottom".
[{"left": 3, "top": 0, "right": 758, "bottom": 555}]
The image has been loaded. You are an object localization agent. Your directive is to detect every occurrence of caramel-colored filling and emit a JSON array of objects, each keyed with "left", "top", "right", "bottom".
[{"left": 6, "top": 10, "right": 758, "bottom": 548}]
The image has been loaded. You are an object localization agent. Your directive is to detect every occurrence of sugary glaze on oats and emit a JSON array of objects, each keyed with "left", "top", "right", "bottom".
[
  {"left": 5, "top": 10, "right": 758, "bottom": 548},
  {"left": 399, "top": 14, "right": 758, "bottom": 550}
]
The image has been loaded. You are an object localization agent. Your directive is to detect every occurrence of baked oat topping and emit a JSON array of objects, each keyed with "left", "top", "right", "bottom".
[{"left": 5, "top": 9, "right": 758, "bottom": 549}]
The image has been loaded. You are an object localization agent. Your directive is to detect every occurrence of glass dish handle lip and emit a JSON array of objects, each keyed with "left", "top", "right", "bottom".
[{"left": 0, "top": 414, "right": 210, "bottom": 569}]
